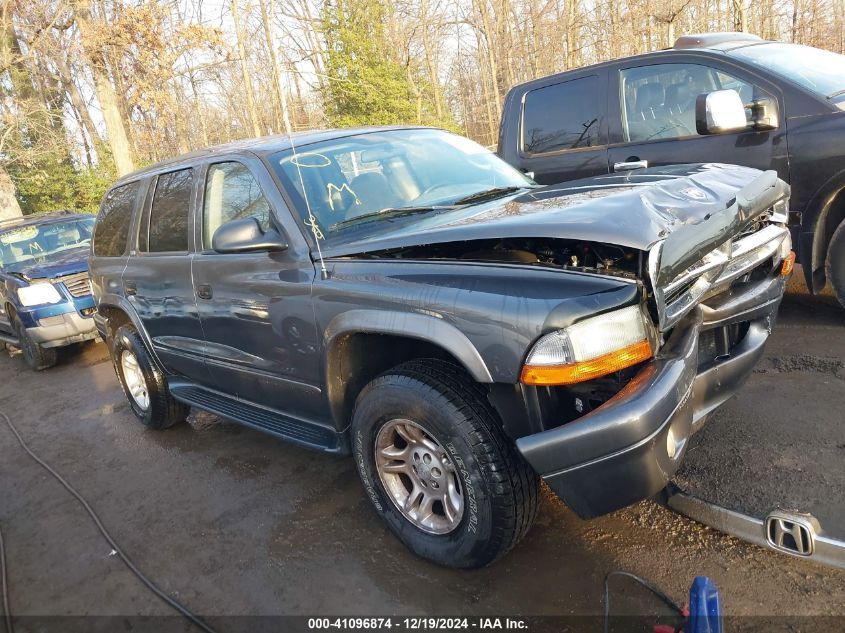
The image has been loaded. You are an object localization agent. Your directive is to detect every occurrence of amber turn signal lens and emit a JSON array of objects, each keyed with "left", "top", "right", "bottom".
[
  {"left": 520, "top": 339, "right": 653, "bottom": 386},
  {"left": 780, "top": 251, "right": 796, "bottom": 277}
]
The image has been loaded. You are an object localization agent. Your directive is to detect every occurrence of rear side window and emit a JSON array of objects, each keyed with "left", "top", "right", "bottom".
[
  {"left": 521, "top": 76, "right": 601, "bottom": 154},
  {"left": 203, "top": 162, "right": 271, "bottom": 248},
  {"left": 93, "top": 182, "right": 139, "bottom": 257},
  {"left": 145, "top": 168, "right": 193, "bottom": 253}
]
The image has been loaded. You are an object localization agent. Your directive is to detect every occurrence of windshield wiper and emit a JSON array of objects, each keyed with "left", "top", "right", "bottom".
[
  {"left": 451, "top": 186, "right": 527, "bottom": 206},
  {"left": 827, "top": 88, "right": 845, "bottom": 99},
  {"left": 329, "top": 205, "right": 453, "bottom": 231}
]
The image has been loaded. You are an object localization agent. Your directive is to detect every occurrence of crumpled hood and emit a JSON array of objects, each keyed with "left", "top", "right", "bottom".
[
  {"left": 7, "top": 245, "right": 89, "bottom": 280},
  {"left": 323, "top": 164, "right": 784, "bottom": 263}
]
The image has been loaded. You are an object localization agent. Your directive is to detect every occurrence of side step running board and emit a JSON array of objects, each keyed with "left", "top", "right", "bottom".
[{"left": 169, "top": 383, "right": 347, "bottom": 454}]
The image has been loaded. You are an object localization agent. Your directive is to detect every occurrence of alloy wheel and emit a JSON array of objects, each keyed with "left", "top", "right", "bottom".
[{"left": 374, "top": 419, "right": 464, "bottom": 535}]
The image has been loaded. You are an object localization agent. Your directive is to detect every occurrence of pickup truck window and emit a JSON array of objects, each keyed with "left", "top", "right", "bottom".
[
  {"left": 203, "top": 162, "right": 271, "bottom": 247},
  {"left": 144, "top": 168, "right": 193, "bottom": 253},
  {"left": 269, "top": 128, "right": 529, "bottom": 243},
  {"left": 620, "top": 64, "right": 756, "bottom": 142},
  {"left": 521, "top": 76, "right": 600, "bottom": 155},
  {"left": 93, "top": 181, "right": 139, "bottom": 257}
]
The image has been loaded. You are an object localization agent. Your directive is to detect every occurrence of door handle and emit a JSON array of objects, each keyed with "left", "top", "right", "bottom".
[
  {"left": 196, "top": 284, "right": 213, "bottom": 300},
  {"left": 123, "top": 280, "right": 137, "bottom": 296},
  {"left": 613, "top": 160, "right": 649, "bottom": 172}
]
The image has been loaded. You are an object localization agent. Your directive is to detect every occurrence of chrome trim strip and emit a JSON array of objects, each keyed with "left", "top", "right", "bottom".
[{"left": 666, "top": 488, "right": 845, "bottom": 571}]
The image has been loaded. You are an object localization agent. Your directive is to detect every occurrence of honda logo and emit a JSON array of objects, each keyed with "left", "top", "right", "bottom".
[{"left": 765, "top": 511, "right": 817, "bottom": 557}]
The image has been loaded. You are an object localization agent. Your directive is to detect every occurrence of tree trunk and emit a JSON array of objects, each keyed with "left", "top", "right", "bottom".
[
  {"left": 0, "top": 168, "right": 22, "bottom": 221},
  {"left": 74, "top": 1, "right": 135, "bottom": 176},
  {"left": 259, "top": 0, "right": 292, "bottom": 134},
  {"left": 231, "top": 0, "right": 263, "bottom": 138}
]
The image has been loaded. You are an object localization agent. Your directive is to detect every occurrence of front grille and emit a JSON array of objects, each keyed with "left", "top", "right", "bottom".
[
  {"left": 57, "top": 272, "right": 92, "bottom": 298},
  {"left": 652, "top": 223, "right": 790, "bottom": 331}
]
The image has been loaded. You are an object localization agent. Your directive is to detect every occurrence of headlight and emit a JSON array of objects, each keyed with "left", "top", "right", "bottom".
[
  {"left": 520, "top": 305, "right": 655, "bottom": 386},
  {"left": 18, "top": 282, "right": 63, "bottom": 307}
]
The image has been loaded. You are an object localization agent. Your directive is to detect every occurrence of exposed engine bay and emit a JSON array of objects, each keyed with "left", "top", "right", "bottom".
[{"left": 360, "top": 237, "right": 644, "bottom": 279}]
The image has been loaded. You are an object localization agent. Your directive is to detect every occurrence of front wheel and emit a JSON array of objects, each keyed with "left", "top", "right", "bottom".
[
  {"left": 351, "top": 359, "right": 539, "bottom": 568},
  {"left": 827, "top": 219, "right": 845, "bottom": 309},
  {"left": 111, "top": 324, "right": 188, "bottom": 429},
  {"left": 12, "top": 315, "right": 57, "bottom": 371}
]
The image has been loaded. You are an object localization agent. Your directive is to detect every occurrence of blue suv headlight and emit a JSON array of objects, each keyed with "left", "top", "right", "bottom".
[{"left": 18, "top": 282, "right": 63, "bottom": 307}]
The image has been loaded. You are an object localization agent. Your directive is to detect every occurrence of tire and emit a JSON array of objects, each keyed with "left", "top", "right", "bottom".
[
  {"left": 111, "top": 324, "right": 188, "bottom": 429},
  {"left": 826, "top": 219, "right": 845, "bottom": 309},
  {"left": 351, "top": 359, "right": 539, "bottom": 568},
  {"left": 12, "top": 314, "right": 58, "bottom": 371}
]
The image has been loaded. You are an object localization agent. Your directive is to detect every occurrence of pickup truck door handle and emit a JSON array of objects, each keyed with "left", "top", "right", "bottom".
[
  {"left": 613, "top": 159, "right": 649, "bottom": 172},
  {"left": 196, "top": 284, "right": 213, "bottom": 300},
  {"left": 123, "top": 280, "right": 137, "bottom": 296}
]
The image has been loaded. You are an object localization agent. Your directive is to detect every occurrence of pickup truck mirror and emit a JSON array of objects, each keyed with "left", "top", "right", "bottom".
[
  {"left": 212, "top": 217, "right": 288, "bottom": 254},
  {"left": 695, "top": 89, "right": 749, "bottom": 135},
  {"left": 749, "top": 97, "right": 779, "bottom": 131}
]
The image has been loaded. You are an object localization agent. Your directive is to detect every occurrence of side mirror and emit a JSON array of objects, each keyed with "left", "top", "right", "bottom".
[
  {"left": 750, "top": 97, "right": 779, "bottom": 131},
  {"left": 212, "top": 217, "right": 288, "bottom": 254},
  {"left": 696, "top": 89, "right": 749, "bottom": 135}
]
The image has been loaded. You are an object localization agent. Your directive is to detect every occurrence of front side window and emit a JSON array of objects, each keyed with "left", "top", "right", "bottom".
[
  {"left": 145, "top": 168, "right": 193, "bottom": 253},
  {"left": 521, "top": 76, "right": 601, "bottom": 154},
  {"left": 93, "top": 182, "right": 139, "bottom": 257},
  {"left": 203, "top": 162, "right": 271, "bottom": 248},
  {"left": 269, "top": 128, "right": 531, "bottom": 245},
  {"left": 0, "top": 217, "right": 95, "bottom": 269},
  {"left": 620, "top": 63, "right": 764, "bottom": 143}
]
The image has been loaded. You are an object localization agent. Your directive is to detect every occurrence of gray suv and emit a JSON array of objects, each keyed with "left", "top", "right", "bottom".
[{"left": 90, "top": 126, "right": 792, "bottom": 567}]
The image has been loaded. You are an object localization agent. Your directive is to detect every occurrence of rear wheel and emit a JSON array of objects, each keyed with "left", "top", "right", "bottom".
[
  {"left": 12, "top": 315, "right": 57, "bottom": 371},
  {"left": 112, "top": 324, "right": 188, "bottom": 429},
  {"left": 351, "top": 359, "right": 539, "bottom": 568},
  {"left": 827, "top": 220, "right": 845, "bottom": 309}
]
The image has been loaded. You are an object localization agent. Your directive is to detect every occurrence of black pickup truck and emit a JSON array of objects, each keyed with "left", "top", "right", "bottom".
[
  {"left": 90, "top": 126, "right": 792, "bottom": 567},
  {"left": 498, "top": 32, "right": 845, "bottom": 308}
]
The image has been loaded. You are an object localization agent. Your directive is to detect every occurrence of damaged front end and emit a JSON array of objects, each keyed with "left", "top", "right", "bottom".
[
  {"left": 649, "top": 170, "right": 792, "bottom": 331},
  {"left": 514, "top": 170, "right": 794, "bottom": 519}
]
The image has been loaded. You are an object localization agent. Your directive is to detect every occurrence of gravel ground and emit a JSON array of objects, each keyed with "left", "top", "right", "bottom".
[
  {"left": 0, "top": 268, "right": 843, "bottom": 629},
  {"left": 675, "top": 268, "right": 845, "bottom": 537}
]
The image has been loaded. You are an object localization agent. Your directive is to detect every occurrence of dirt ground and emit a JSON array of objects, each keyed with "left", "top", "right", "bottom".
[{"left": 1, "top": 267, "right": 843, "bottom": 628}]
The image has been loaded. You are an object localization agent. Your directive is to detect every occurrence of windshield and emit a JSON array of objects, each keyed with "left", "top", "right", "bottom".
[
  {"left": 729, "top": 43, "right": 845, "bottom": 105},
  {"left": 0, "top": 217, "right": 95, "bottom": 269},
  {"left": 269, "top": 128, "right": 533, "bottom": 243}
]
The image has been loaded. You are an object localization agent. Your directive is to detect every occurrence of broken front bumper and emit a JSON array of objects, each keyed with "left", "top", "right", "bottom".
[
  {"left": 515, "top": 273, "right": 786, "bottom": 519},
  {"left": 25, "top": 309, "right": 98, "bottom": 348}
]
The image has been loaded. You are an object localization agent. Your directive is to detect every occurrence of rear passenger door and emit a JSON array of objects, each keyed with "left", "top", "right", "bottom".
[
  {"left": 509, "top": 73, "right": 610, "bottom": 185},
  {"left": 123, "top": 167, "right": 207, "bottom": 379},
  {"left": 607, "top": 60, "right": 788, "bottom": 178},
  {"left": 190, "top": 156, "right": 323, "bottom": 421}
]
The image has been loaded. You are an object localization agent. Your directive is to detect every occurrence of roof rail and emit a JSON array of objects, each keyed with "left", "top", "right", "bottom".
[{"left": 673, "top": 32, "right": 762, "bottom": 49}]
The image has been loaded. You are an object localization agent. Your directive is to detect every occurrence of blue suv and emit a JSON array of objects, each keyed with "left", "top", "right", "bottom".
[{"left": 0, "top": 211, "right": 99, "bottom": 370}]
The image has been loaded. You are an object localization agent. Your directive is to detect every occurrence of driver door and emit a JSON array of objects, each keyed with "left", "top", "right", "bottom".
[
  {"left": 190, "top": 155, "right": 324, "bottom": 421},
  {"left": 606, "top": 61, "right": 787, "bottom": 179}
]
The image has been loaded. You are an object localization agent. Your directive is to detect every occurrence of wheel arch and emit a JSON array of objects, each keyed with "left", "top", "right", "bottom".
[
  {"left": 96, "top": 299, "right": 166, "bottom": 371},
  {"left": 805, "top": 174, "right": 845, "bottom": 293},
  {"left": 323, "top": 310, "right": 494, "bottom": 429}
]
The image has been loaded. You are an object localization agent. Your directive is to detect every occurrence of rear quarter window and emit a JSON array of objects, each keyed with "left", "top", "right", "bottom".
[
  {"left": 93, "top": 181, "right": 140, "bottom": 257},
  {"left": 521, "top": 76, "right": 601, "bottom": 155}
]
